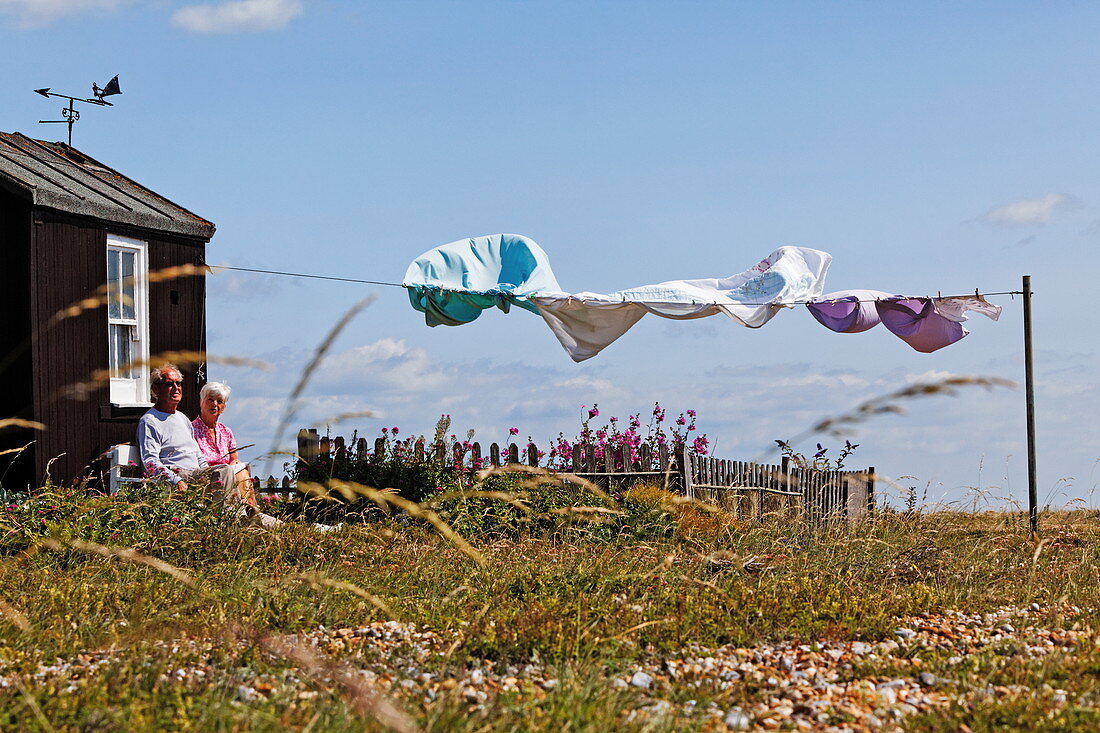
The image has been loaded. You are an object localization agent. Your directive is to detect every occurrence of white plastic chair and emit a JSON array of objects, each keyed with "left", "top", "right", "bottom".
[{"left": 106, "top": 444, "right": 145, "bottom": 495}]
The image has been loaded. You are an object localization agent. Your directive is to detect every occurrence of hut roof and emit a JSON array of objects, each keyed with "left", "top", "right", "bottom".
[{"left": 0, "top": 131, "right": 214, "bottom": 240}]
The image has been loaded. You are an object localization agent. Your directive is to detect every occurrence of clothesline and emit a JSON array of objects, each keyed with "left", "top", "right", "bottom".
[{"left": 206, "top": 264, "right": 1024, "bottom": 307}]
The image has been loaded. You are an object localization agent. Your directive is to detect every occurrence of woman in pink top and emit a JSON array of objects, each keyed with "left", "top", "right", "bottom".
[{"left": 192, "top": 382, "right": 265, "bottom": 515}]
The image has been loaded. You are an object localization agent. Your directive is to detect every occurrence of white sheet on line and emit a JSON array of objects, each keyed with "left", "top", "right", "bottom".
[{"left": 530, "top": 246, "right": 832, "bottom": 361}]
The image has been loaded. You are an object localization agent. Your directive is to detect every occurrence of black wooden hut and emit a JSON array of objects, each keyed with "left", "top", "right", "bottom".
[{"left": 0, "top": 131, "right": 214, "bottom": 490}]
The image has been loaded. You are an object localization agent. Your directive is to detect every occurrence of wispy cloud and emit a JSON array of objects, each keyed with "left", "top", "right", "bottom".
[
  {"left": 0, "top": 0, "right": 132, "bottom": 27},
  {"left": 979, "top": 193, "right": 1082, "bottom": 227},
  {"left": 172, "top": 0, "right": 302, "bottom": 33}
]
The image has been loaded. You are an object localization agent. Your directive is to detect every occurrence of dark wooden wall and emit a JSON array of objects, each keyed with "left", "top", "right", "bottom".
[
  {"left": 0, "top": 191, "right": 35, "bottom": 491},
  {"left": 27, "top": 210, "right": 207, "bottom": 488}
]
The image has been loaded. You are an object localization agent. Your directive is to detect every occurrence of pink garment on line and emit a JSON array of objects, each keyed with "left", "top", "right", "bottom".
[
  {"left": 191, "top": 417, "right": 237, "bottom": 466},
  {"left": 875, "top": 298, "right": 967, "bottom": 353},
  {"left": 805, "top": 289, "right": 892, "bottom": 333},
  {"left": 806, "top": 291, "right": 1001, "bottom": 353}
]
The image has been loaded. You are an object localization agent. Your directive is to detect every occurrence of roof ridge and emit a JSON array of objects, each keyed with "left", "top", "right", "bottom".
[
  {"left": 24, "top": 134, "right": 214, "bottom": 230},
  {"left": 12, "top": 133, "right": 133, "bottom": 211},
  {"left": 0, "top": 131, "right": 215, "bottom": 239}
]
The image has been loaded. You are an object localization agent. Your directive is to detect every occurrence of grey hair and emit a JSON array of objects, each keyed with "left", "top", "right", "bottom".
[
  {"left": 150, "top": 363, "right": 182, "bottom": 399},
  {"left": 200, "top": 381, "right": 231, "bottom": 402}
]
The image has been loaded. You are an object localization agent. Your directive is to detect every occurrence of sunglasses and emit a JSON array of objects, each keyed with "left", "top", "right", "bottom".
[{"left": 156, "top": 380, "right": 183, "bottom": 388}]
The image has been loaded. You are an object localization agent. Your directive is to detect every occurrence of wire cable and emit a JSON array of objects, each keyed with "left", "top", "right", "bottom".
[
  {"left": 204, "top": 263, "right": 1023, "bottom": 307},
  {"left": 206, "top": 264, "right": 403, "bottom": 287}
]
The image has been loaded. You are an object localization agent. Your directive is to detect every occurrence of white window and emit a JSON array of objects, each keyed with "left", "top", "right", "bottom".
[{"left": 106, "top": 235, "right": 150, "bottom": 405}]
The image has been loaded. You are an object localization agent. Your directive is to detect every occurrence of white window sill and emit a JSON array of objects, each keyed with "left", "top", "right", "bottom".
[{"left": 111, "top": 402, "right": 154, "bottom": 409}]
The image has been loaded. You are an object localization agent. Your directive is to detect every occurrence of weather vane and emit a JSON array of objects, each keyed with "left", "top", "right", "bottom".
[{"left": 34, "top": 75, "right": 122, "bottom": 146}]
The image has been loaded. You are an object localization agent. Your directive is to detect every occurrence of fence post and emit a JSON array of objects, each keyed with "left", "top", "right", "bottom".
[
  {"left": 490, "top": 442, "right": 501, "bottom": 467},
  {"left": 866, "top": 466, "right": 875, "bottom": 514},
  {"left": 508, "top": 443, "right": 520, "bottom": 464},
  {"left": 681, "top": 444, "right": 693, "bottom": 500},
  {"left": 527, "top": 443, "right": 538, "bottom": 467},
  {"left": 297, "top": 428, "right": 319, "bottom": 465}
]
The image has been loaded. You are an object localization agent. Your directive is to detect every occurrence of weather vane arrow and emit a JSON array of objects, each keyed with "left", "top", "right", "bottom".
[{"left": 33, "top": 75, "right": 122, "bottom": 146}]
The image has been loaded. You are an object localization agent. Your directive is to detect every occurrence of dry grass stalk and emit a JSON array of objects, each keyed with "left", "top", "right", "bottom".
[
  {"left": 47, "top": 263, "right": 208, "bottom": 328},
  {"left": 267, "top": 296, "right": 376, "bottom": 467},
  {"left": 811, "top": 375, "right": 1016, "bottom": 439},
  {"left": 287, "top": 571, "right": 394, "bottom": 617},
  {"left": 0, "top": 419, "right": 46, "bottom": 432},
  {"left": 543, "top": 506, "right": 625, "bottom": 519},
  {"left": 60, "top": 351, "right": 271, "bottom": 401},
  {"left": 300, "top": 479, "right": 486, "bottom": 567},
  {"left": 599, "top": 617, "right": 673, "bottom": 642},
  {"left": 424, "top": 489, "right": 532, "bottom": 513},
  {"left": 311, "top": 410, "right": 379, "bottom": 426},
  {"left": 38, "top": 538, "right": 196, "bottom": 587},
  {"left": 475, "top": 463, "right": 619, "bottom": 507},
  {"left": 259, "top": 633, "right": 418, "bottom": 732},
  {"left": 760, "top": 374, "right": 1017, "bottom": 461},
  {"left": 0, "top": 441, "right": 36, "bottom": 458},
  {"left": 0, "top": 595, "right": 31, "bottom": 632}
]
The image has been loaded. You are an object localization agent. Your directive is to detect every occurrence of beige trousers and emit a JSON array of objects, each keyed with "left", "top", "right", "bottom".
[{"left": 189, "top": 463, "right": 241, "bottom": 503}]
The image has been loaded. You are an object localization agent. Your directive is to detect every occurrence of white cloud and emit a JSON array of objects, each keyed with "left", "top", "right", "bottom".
[
  {"left": 0, "top": 0, "right": 131, "bottom": 26},
  {"left": 172, "top": 0, "right": 302, "bottom": 33},
  {"left": 979, "top": 193, "right": 1082, "bottom": 227}
]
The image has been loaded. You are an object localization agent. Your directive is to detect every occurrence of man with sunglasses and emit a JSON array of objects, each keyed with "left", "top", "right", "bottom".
[{"left": 137, "top": 363, "right": 236, "bottom": 496}]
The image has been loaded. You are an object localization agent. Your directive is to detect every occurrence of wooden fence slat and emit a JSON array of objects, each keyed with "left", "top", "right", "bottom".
[
  {"left": 489, "top": 442, "right": 501, "bottom": 467},
  {"left": 297, "top": 429, "right": 319, "bottom": 463},
  {"left": 527, "top": 443, "right": 538, "bottom": 467},
  {"left": 471, "top": 442, "right": 481, "bottom": 469},
  {"left": 585, "top": 445, "right": 595, "bottom": 472},
  {"left": 508, "top": 443, "right": 520, "bottom": 465},
  {"left": 571, "top": 444, "right": 582, "bottom": 472},
  {"left": 333, "top": 435, "right": 346, "bottom": 457}
]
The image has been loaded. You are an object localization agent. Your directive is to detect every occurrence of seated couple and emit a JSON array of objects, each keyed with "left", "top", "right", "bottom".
[{"left": 136, "top": 363, "right": 284, "bottom": 529}]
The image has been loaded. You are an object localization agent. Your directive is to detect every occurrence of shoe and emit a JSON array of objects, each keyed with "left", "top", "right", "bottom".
[{"left": 258, "top": 513, "right": 285, "bottom": 529}]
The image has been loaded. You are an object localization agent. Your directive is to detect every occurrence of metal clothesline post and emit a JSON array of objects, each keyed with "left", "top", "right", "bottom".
[{"left": 1022, "top": 275, "right": 1038, "bottom": 534}]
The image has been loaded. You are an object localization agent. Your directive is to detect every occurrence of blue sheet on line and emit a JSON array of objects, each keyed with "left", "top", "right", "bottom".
[{"left": 403, "top": 233, "right": 562, "bottom": 326}]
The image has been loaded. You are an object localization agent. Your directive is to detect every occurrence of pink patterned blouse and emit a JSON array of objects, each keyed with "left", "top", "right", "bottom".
[{"left": 191, "top": 417, "right": 237, "bottom": 466}]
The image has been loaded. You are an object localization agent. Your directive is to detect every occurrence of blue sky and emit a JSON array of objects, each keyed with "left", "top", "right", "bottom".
[{"left": 3, "top": 1, "right": 1098, "bottom": 508}]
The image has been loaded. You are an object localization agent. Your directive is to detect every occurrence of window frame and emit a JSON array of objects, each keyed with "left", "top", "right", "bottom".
[{"left": 106, "top": 234, "right": 152, "bottom": 407}]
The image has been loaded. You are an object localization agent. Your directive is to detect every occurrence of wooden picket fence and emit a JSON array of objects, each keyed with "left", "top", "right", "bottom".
[
  {"left": 685, "top": 452, "right": 874, "bottom": 522},
  {"left": 251, "top": 429, "right": 874, "bottom": 522}
]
